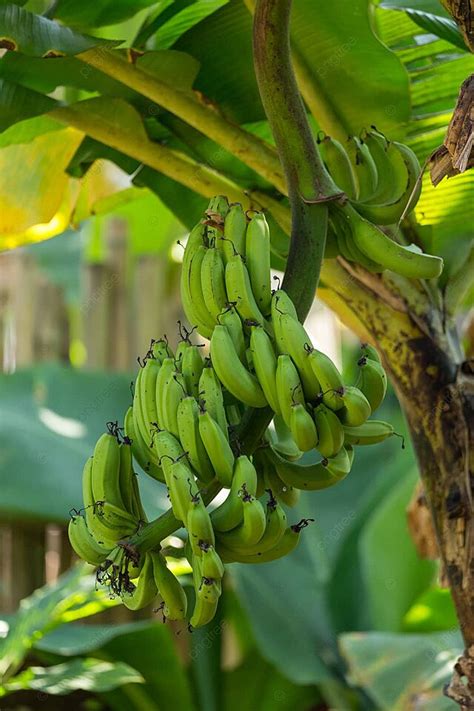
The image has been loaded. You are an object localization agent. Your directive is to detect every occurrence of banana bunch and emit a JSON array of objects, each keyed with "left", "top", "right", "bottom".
[
  {"left": 319, "top": 129, "right": 443, "bottom": 279},
  {"left": 71, "top": 196, "right": 403, "bottom": 630}
]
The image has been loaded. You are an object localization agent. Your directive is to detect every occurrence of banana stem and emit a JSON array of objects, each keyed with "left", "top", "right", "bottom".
[
  {"left": 253, "top": 0, "right": 337, "bottom": 320},
  {"left": 77, "top": 48, "right": 287, "bottom": 194},
  {"left": 50, "top": 103, "right": 289, "bottom": 229}
]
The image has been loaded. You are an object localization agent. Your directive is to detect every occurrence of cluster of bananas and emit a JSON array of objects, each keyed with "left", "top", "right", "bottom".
[
  {"left": 319, "top": 128, "right": 443, "bottom": 279},
  {"left": 69, "top": 196, "right": 399, "bottom": 629}
]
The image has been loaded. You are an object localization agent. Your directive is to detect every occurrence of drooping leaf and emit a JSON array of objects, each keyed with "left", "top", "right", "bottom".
[
  {"left": 224, "top": 650, "right": 317, "bottom": 711},
  {"left": 98, "top": 622, "right": 197, "bottom": 711},
  {"left": 359, "top": 469, "right": 436, "bottom": 631},
  {"left": 339, "top": 630, "right": 461, "bottom": 710},
  {"left": 380, "top": 1, "right": 467, "bottom": 50},
  {"left": 1, "top": 658, "right": 143, "bottom": 697},
  {"left": 52, "top": 0, "right": 157, "bottom": 31},
  {"left": 0, "top": 78, "right": 57, "bottom": 132},
  {"left": 0, "top": 114, "right": 63, "bottom": 148},
  {"left": 0, "top": 4, "right": 119, "bottom": 56},
  {"left": 403, "top": 587, "right": 459, "bottom": 633},
  {"left": 153, "top": 0, "right": 229, "bottom": 50},
  {"left": 0, "top": 565, "right": 116, "bottom": 681},
  {"left": 0, "top": 365, "right": 168, "bottom": 522},
  {"left": 0, "top": 126, "right": 83, "bottom": 247},
  {"left": 175, "top": 0, "right": 410, "bottom": 138}
]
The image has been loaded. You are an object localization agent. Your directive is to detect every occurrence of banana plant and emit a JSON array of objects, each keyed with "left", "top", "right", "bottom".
[{"left": 0, "top": 0, "right": 473, "bottom": 704}]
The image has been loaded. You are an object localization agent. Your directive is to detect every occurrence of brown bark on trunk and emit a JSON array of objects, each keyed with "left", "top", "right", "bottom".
[{"left": 320, "top": 259, "right": 474, "bottom": 706}]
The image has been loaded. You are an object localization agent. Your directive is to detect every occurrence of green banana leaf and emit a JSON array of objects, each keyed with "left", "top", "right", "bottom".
[
  {"left": 0, "top": 564, "right": 116, "bottom": 681},
  {"left": 339, "top": 630, "right": 461, "bottom": 710},
  {"left": 0, "top": 366, "right": 168, "bottom": 522},
  {"left": 0, "top": 4, "right": 119, "bottom": 56},
  {"left": 52, "top": 0, "right": 157, "bottom": 30},
  {"left": 1, "top": 659, "right": 144, "bottom": 697},
  {"left": 380, "top": 0, "right": 468, "bottom": 51},
  {"left": 359, "top": 469, "right": 436, "bottom": 631},
  {"left": 175, "top": 0, "right": 410, "bottom": 136},
  {"left": 37, "top": 619, "right": 198, "bottom": 711},
  {"left": 0, "top": 78, "right": 57, "bottom": 132},
  {"left": 151, "top": 0, "right": 230, "bottom": 50}
]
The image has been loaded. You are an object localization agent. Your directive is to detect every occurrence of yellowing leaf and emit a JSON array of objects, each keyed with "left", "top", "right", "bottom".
[{"left": 0, "top": 127, "right": 83, "bottom": 248}]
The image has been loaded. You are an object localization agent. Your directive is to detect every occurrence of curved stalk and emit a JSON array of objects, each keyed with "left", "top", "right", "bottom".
[
  {"left": 253, "top": 0, "right": 339, "bottom": 320},
  {"left": 78, "top": 48, "right": 287, "bottom": 194}
]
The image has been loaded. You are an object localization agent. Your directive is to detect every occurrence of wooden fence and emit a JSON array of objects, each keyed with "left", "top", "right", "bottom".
[{"left": 0, "top": 220, "right": 182, "bottom": 620}]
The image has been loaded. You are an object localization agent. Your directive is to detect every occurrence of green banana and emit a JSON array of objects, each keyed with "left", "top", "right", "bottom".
[
  {"left": 177, "top": 396, "right": 214, "bottom": 483},
  {"left": 357, "top": 355, "right": 387, "bottom": 412},
  {"left": 289, "top": 403, "right": 318, "bottom": 452},
  {"left": 180, "top": 224, "right": 214, "bottom": 338},
  {"left": 271, "top": 289, "right": 298, "bottom": 321},
  {"left": 307, "top": 347, "right": 345, "bottom": 410},
  {"left": 198, "top": 364, "right": 228, "bottom": 436},
  {"left": 187, "top": 497, "right": 215, "bottom": 555},
  {"left": 217, "top": 305, "right": 246, "bottom": 362},
  {"left": 313, "top": 403, "right": 344, "bottom": 458},
  {"left": 273, "top": 312, "right": 320, "bottom": 400},
  {"left": 153, "top": 430, "right": 185, "bottom": 475},
  {"left": 68, "top": 514, "right": 111, "bottom": 565},
  {"left": 211, "top": 455, "right": 258, "bottom": 532},
  {"left": 225, "top": 254, "right": 266, "bottom": 326},
  {"left": 361, "top": 342, "right": 382, "bottom": 364},
  {"left": 155, "top": 357, "right": 175, "bottom": 430},
  {"left": 91, "top": 432, "right": 125, "bottom": 510},
  {"left": 201, "top": 545, "right": 225, "bottom": 579},
  {"left": 211, "top": 325, "right": 267, "bottom": 408},
  {"left": 190, "top": 587, "right": 220, "bottom": 628},
  {"left": 275, "top": 354, "right": 305, "bottom": 428},
  {"left": 137, "top": 357, "right": 161, "bottom": 442},
  {"left": 343, "top": 203, "right": 443, "bottom": 279},
  {"left": 161, "top": 370, "right": 187, "bottom": 438},
  {"left": 359, "top": 128, "right": 406, "bottom": 206},
  {"left": 198, "top": 409, "right": 234, "bottom": 487},
  {"left": 268, "top": 445, "right": 352, "bottom": 491},
  {"left": 152, "top": 550, "right": 188, "bottom": 620},
  {"left": 249, "top": 324, "right": 280, "bottom": 414},
  {"left": 245, "top": 212, "right": 271, "bottom": 316},
  {"left": 82, "top": 457, "right": 117, "bottom": 547},
  {"left": 271, "top": 414, "right": 303, "bottom": 461},
  {"left": 258, "top": 449, "right": 300, "bottom": 507},
  {"left": 343, "top": 419, "right": 394, "bottom": 445},
  {"left": 201, "top": 247, "right": 228, "bottom": 320},
  {"left": 216, "top": 492, "right": 266, "bottom": 548},
  {"left": 354, "top": 139, "right": 422, "bottom": 225},
  {"left": 121, "top": 552, "right": 157, "bottom": 611},
  {"left": 318, "top": 134, "right": 358, "bottom": 199},
  {"left": 124, "top": 406, "right": 164, "bottom": 482},
  {"left": 222, "top": 202, "right": 247, "bottom": 261},
  {"left": 346, "top": 135, "right": 378, "bottom": 202},
  {"left": 337, "top": 385, "right": 371, "bottom": 426},
  {"left": 181, "top": 344, "right": 205, "bottom": 398},
  {"left": 118, "top": 441, "right": 134, "bottom": 516},
  {"left": 218, "top": 521, "right": 309, "bottom": 564},
  {"left": 221, "top": 492, "right": 287, "bottom": 556},
  {"left": 166, "top": 458, "right": 198, "bottom": 523}
]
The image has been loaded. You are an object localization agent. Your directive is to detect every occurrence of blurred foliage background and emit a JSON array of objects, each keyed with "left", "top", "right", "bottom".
[{"left": 0, "top": 0, "right": 473, "bottom": 709}]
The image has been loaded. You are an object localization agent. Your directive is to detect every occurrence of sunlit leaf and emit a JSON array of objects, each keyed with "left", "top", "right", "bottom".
[
  {"left": 380, "top": 1, "right": 467, "bottom": 51},
  {"left": 340, "top": 630, "right": 461, "bottom": 710},
  {"left": 0, "top": 114, "right": 62, "bottom": 147},
  {"left": 0, "top": 126, "right": 83, "bottom": 247},
  {"left": 175, "top": 0, "right": 410, "bottom": 138},
  {"left": 153, "top": 0, "right": 229, "bottom": 50},
  {"left": 1, "top": 658, "right": 143, "bottom": 696},
  {"left": 0, "top": 565, "right": 116, "bottom": 681}
]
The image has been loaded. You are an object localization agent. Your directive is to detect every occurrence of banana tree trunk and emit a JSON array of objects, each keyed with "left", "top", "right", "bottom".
[{"left": 321, "top": 260, "right": 474, "bottom": 704}]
